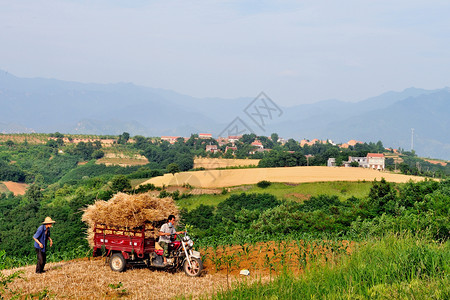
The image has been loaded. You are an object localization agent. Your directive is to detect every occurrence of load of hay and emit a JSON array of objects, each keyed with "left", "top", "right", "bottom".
[{"left": 82, "top": 192, "right": 179, "bottom": 247}]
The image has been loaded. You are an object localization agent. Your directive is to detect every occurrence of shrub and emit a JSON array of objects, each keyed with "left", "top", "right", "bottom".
[{"left": 257, "top": 180, "right": 271, "bottom": 188}]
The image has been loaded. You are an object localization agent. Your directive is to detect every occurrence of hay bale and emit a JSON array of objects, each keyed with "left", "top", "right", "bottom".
[{"left": 82, "top": 192, "right": 179, "bottom": 247}]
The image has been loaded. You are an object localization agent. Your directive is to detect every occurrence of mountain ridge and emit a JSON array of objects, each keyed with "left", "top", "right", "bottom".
[{"left": 0, "top": 70, "right": 448, "bottom": 159}]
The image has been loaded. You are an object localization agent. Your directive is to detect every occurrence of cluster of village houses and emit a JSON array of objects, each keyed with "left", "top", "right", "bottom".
[
  {"left": 161, "top": 134, "right": 386, "bottom": 170},
  {"left": 49, "top": 133, "right": 386, "bottom": 170}
]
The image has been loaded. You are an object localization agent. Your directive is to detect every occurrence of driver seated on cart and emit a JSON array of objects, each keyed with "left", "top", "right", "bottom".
[{"left": 158, "top": 215, "right": 184, "bottom": 265}]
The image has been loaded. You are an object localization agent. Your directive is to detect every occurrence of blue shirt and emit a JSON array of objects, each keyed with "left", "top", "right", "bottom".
[{"left": 33, "top": 225, "right": 50, "bottom": 252}]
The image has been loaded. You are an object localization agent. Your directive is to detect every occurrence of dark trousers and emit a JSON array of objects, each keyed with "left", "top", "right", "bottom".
[{"left": 35, "top": 248, "right": 46, "bottom": 273}]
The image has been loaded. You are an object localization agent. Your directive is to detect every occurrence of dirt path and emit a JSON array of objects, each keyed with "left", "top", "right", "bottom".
[{"left": 140, "top": 166, "right": 428, "bottom": 188}]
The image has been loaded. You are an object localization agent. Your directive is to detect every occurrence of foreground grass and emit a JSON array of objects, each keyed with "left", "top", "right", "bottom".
[
  {"left": 177, "top": 181, "right": 372, "bottom": 211},
  {"left": 207, "top": 233, "right": 450, "bottom": 299}
]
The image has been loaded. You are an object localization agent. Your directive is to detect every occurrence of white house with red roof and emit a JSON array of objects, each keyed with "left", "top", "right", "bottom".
[
  {"left": 251, "top": 140, "right": 264, "bottom": 149},
  {"left": 199, "top": 133, "right": 212, "bottom": 139},
  {"left": 227, "top": 135, "right": 241, "bottom": 144},
  {"left": 367, "top": 153, "right": 385, "bottom": 170}
]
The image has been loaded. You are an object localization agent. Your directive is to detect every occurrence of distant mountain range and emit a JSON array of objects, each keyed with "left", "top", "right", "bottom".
[{"left": 1, "top": 70, "right": 449, "bottom": 160}]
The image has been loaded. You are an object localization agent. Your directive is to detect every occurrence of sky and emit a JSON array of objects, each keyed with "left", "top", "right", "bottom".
[{"left": 1, "top": 0, "right": 450, "bottom": 106}]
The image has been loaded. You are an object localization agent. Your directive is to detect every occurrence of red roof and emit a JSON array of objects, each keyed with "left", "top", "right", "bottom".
[
  {"left": 251, "top": 141, "right": 263, "bottom": 146},
  {"left": 367, "top": 153, "right": 384, "bottom": 158}
]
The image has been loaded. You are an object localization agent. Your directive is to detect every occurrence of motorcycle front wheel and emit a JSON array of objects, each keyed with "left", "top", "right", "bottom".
[{"left": 183, "top": 257, "right": 203, "bottom": 277}]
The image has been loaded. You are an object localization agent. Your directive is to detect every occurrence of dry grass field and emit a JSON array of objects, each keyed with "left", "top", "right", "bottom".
[
  {"left": 141, "top": 166, "right": 427, "bottom": 188},
  {"left": 0, "top": 181, "right": 28, "bottom": 195},
  {"left": 193, "top": 158, "right": 260, "bottom": 169},
  {"left": 2, "top": 257, "right": 255, "bottom": 299}
]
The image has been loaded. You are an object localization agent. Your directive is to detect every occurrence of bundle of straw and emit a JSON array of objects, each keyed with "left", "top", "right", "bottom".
[{"left": 82, "top": 192, "right": 179, "bottom": 247}]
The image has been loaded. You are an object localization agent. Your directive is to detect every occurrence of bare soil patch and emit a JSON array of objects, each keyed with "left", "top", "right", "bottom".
[
  {"left": 2, "top": 181, "right": 28, "bottom": 196},
  {"left": 141, "top": 166, "right": 428, "bottom": 188}
]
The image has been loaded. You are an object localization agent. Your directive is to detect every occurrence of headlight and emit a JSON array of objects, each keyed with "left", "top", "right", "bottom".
[{"left": 188, "top": 240, "right": 194, "bottom": 248}]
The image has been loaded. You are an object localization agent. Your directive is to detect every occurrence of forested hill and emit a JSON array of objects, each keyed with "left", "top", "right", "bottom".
[{"left": 1, "top": 70, "right": 449, "bottom": 159}]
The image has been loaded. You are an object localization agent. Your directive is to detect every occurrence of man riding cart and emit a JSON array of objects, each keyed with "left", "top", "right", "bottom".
[{"left": 82, "top": 192, "right": 203, "bottom": 277}]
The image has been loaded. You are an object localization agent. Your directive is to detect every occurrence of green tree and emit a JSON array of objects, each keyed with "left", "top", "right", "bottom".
[
  {"left": 270, "top": 133, "right": 279, "bottom": 144},
  {"left": 110, "top": 175, "right": 131, "bottom": 192},
  {"left": 117, "top": 132, "right": 130, "bottom": 145},
  {"left": 350, "top": 161, "right": 360, "bottom": 167},
  {"left": 167, "top": 163, "right": 180, "bottom": 175}
]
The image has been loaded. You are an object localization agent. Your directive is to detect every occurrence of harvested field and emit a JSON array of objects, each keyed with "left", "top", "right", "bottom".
[
  {"left": 140, "top": 166, "right": 428, "bottom": 188},
  {"left": 2, "top": 258, "right": 234, "bottom": 299},
  {"left": 3, "top": 239, "right": 351, "bottom": 299},
  {"left": 194, "top": 158, "right": 260, "bottom": 169},
  {"left": 1, "top": 181, "right": 28, "bottom": 195}
]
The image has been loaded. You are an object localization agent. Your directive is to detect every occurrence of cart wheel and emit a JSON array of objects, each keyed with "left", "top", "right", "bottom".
[
  {"left": 110, "top": 253, "right": 126, "bottom": 272},
  {"left": 183, "top": 257, "right": 203, "bottom": 277}
]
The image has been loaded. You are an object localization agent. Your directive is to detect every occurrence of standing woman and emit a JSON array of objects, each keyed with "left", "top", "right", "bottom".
[{"left": 32, "top": 217, "right": 55, "bottom": 273}]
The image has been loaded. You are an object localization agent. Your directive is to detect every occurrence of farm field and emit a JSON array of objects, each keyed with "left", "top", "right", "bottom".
[
  {"left": 2, "top": 239, "right": 350, "bottom": 299},
  {"left": 141, "top": 166, "right": 427, "bottom": 188},
  {"left": 177, "top": 181, "right": 373, "bottom": 211},
  {"left": 2, "top": 258, "right": 231, "bottom": 299},
  {"left": 95, "top": 150, "right": 149, "bottom": 167},
  {"left": 3, "top": 234, "right": 447, "bottom": 299},
  {"left": 194, "top": 158, "right": 260, "bottom": 169}
]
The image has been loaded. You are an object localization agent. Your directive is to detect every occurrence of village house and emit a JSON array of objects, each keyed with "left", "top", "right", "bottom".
[
  {"left": 216, "top": 137, "right": 229, "bottom": 146},
  {"left": 345, "top": 153, "right": 385, "bottom": 170},
  {"left": 346, "top": 156, "right": 368, "bottom": 167},
  {"left": 300, "top": 139, "right": 331, "bottom": 147},
  {"left": 225, "top": 146, "right": 237, "bottom": 154},
  {"left": 205, "top": 144, "right": 219, "bottom": 154},
  {"left": 227, "top": 135, "right": 241, "bottom": 144},
  {"left": 251, "top": 140, "right": 264, "bottom": 149},
  {"left": 367, "top": 153, "right": 385, "bottom": 170},
  {"left": 327, "top": 158, "right": 336, "bottom": 167},
  {"left": 161, "top": 136, "right": 180, "bottom": 144},
  {"left": 199, "top": 133, "right": 212, "bottom": 139}
]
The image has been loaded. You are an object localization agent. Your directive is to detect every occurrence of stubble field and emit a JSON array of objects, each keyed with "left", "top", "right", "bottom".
[{"left": 141, "top": 166, "right": 426, "bottom": 188}]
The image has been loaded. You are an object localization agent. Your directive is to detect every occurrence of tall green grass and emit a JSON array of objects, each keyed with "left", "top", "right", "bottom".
[{"left": 207, "top": 233, "right": 450, "bottom": 299}]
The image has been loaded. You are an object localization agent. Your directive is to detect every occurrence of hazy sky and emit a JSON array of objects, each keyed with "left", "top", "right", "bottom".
[{"left": 1, "top": 0, "right": 450, "bottom": 105}]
